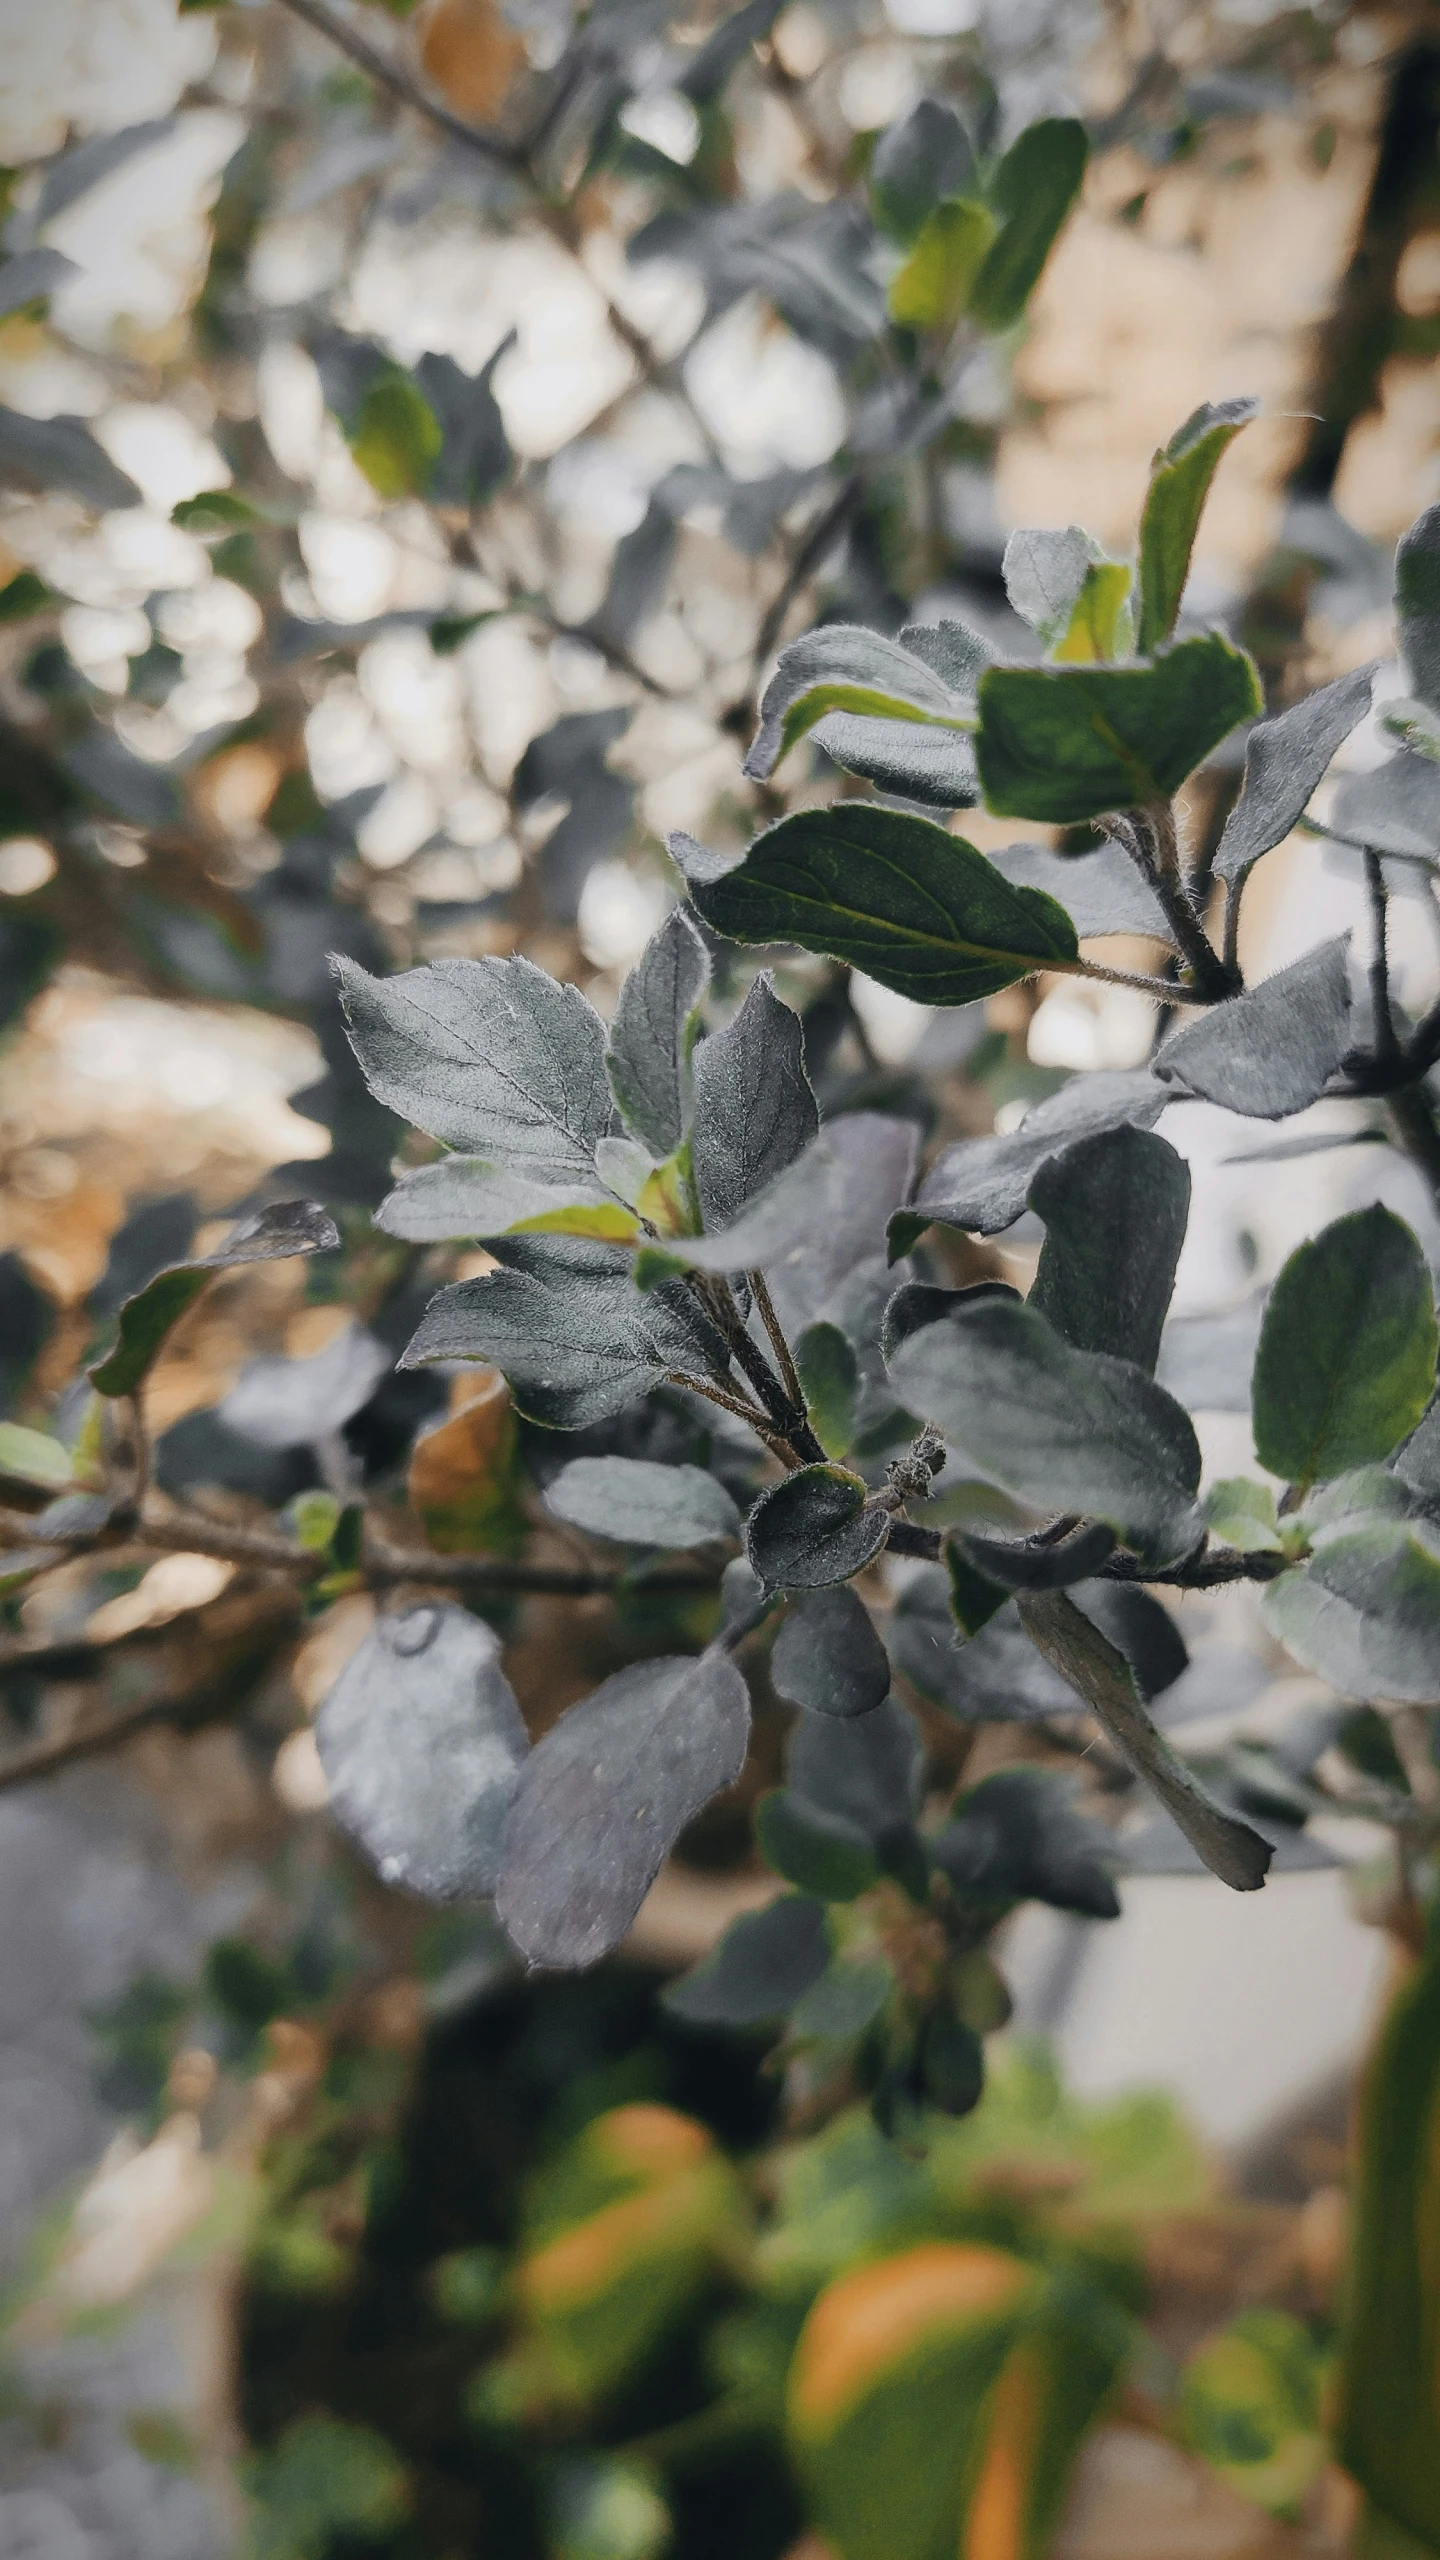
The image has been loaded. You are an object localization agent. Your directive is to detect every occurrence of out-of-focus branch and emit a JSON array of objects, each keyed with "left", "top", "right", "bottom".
[{"left": 275, "top": 0, "right": 525, "bottom": 168}]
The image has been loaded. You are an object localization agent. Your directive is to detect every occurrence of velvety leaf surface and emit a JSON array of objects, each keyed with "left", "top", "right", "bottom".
[
  {"left": 692, "top": 974, "right": 818, "bottom": 1230},
  {"left": 756, "top": 1791, "right": 878, "bottom": 1899},
  {"left": 968, "top": 116, "right": 1088, "bottom": 331},
  {"left": 1135, "top": 398, "right": 1258, "bottom": 654},
  {"left": 1002, "top": 525, "right": 1101, "bottom": 647},
  {"left": 544, "top": 1455, "right": 741, "bottom": 1547},
  {"left": 987, "top": 840, "right": 1173, "bottom": 942},
  {"left": 796, "top": 1321, "right": 859, "bottom": 1456},
  {"left": 929, "top": 1769, "right": 1119, "bottom": 1919},
  {"left": 674, "top": 806, "right": 1078, "bottom": 1006},
  {"left": 887, "top": 1573, "right": 1080, "bottom": 1720},
  {"left": 1252, "top": 1207, "right": 1437, "bottom": 1485},
  {"left": 402, "top": 1235, "right": 728, "bottom": 1429},
  {"left": 1265, "top": 1524, "right": 1440, "bottom": 1705},
  {"left": 316, "top": 1604, "right": 529, "bottom": 1899},
  {"left": 771, "top": 1584, "right": 891, "bottom": 1719},
  {"left": 1331, "top": 752, "right": 1440, "bottom": 863},
  {"left": 787, "top": 1695, "right": 921, "bottom": 1839},
  {"left": 334, "top": 954, "right": 610, "bottom": 1177},
  {"left": 975, "top": 636, "right": 1262, "bottom": 824},
  {"left": 888, "top": 1298, "right": 1202, "bottom": 1567},
  {"left": 221, "top": 1322, "right": 390, "bottom": 1449},
  {"left": 1395, "top": 1396, "right": 1440, "bottom": 1501},
  {"left": 809, "top": 709, "right": 980, "bottom": 807},
  {"left": 744, "top": 625, "right": 971, "bottom": 781},
  {"left": 1154, "top": 938, "right": 1352, "bottom": 1120},
  {"left": 1213, "top": 666, "right": 1375, "bottom": 886},
  {"left": 495, "top": 1649, "right": 751, "bottom": 1966},
  {"left": 663, "top": 1894, "right": 830, "bottom": 2024},
  {"left": 605, "top": 906, "right": 710, "bottom": 1159},
  {"left": 1156, "top": 1292, "right": 1266, "bottom": 1414},
  {"left": 880, "top": 1280, "right": 1019, "bottom": 1362},
  {"left": 1028, "top": 1126, "right": 1190, "bottom": 1373},
  {"left": 377, "top": 1159, "right": 636, "bottom": 1245},
  {"left": 951, "top": 1520, "right": 1117, "bottom": 1590},
  {"left": 88, "top": 1199, "right": 339, "bottom": 1397},
  {"left": 906, "top": 1070, "right": 1166, "bottom": 1239},
  {"left": 747, "top": 1464, "right": 890, "bottom": 1589}
]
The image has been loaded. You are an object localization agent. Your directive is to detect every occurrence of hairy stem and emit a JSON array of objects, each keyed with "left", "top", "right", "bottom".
[
  {"left": 1365, "top": 847, "right": 1401, "bottom": 1068},
  {"left": 1017, "top": 1591, "right": 1273, "bottom": 1891},
  {"left": 1106, "top": 807, "right": 1237, "bottom": 1002}
]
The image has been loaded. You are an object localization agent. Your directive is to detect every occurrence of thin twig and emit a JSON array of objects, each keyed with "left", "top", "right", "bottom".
[
  {"left": 748, "top": 473, "right": 864, "bottom": 705},
  {"left": 1364, "top": 846, "right": 1401, "bottom": 1067},
  {"left": 750, "top": 1270, "right": 804, "bottom": 1410},
  {"left": 1063, "top": 953, "right": 1211, "bottom": 1006},
  {"left": 1104, "top": 809, "right": 1236, "bottom": 1002},
  {"left": 275, "top": 0, "right": 524, "bottom": 168}
]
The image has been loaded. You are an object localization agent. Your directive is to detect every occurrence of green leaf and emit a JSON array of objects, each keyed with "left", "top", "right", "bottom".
[
  {"left": 930, "top": 1767, "right": 1119, "bottom": 1918},
  {"left": 663, "top": 1892, "right": 831, "bottom": 2024},
  {"left": 171, "top": 488, "right": 261, "bottom": 532},
  {"left": 673, "top": 806, "right": 1078, "bottom": 1006},
  {"left": 969, "top": 116, "right": 1089, "bottom": 332},
  {"left": 1252, "top": 1206, "right": 1438, "bottom": 1486},
  {"left": 1135, "top": 398, "right": 1259, "bottom": 655},
  {"left": 1203, "top": 1477, "right": 1283, "bottom": 1554},
  {"left": 756, "top": 1791, "right": 878, "bottom": 1901},
  {"left": 348, "top": 371, "right": 443, "bottom": 500},
  {"left": 747, "top": 1464, "right": 890, "bottom": 1590},
  {"left": 975, "top": 633, "right": 1263, "bottom": 824},
  {"left": 89, "top": 1199, "right": 339, "bottom": 1398},
  {"left": 798, "top": 1321, "right": 859, "bottom": 1457},
  {"left": 888, "top": 198, "right": 994, "bottom": 333},
  {"left": 791, "top": 1958, "right": 893, "bottom": 2042},
  {"left": 1054, "top": 561, "right": 1134, "bottom": 663},
  {"left": 0, "top": 568, "right": 54, "bottom": 621},
  {"left": 0, "top": 1421, "right": 76, "bottom": 1492},
  {"left": 1265, "top": 1522, "right": 1440, "bottom": 1705},
  {"left": 887, "top": 1297, "right": 1202, "bottom": 1569}
]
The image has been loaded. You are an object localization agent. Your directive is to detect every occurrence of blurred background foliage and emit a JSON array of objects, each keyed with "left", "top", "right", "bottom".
[{"left": 3, "top": 0, "right": 1440, "bottom": 2552}]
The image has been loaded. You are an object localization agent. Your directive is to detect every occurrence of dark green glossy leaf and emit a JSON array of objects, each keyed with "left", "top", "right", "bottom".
[
  {"left": 316, "top": 1604, "right": 529, "bottom": 1899},
  {"left": 888, "top": 1297, "right": 1202, "bottom": 1567},
  {"left": 1029, "top": 1126, "right": 1190, "bottom": 1373},
  {"left": 755, "top": 1792, "right": 877, "bottom": 1900},
  {"left": 89, "top": 1199, "right": 338, "bottom": 1397},
  {"left": 692, "top": 973, "right": 817, "bottom": 1230},
  {"left": 663, "top": 1892, "right": 830, "bottom": 2024},
  {"left": 674, "top": 806, "right": 1078, "bottom": 1006},
  {"left": 1214, "top": 666, "right": 1375, "bottom": 887},
  {"left": 976, "top": 634, "right": 1262, "bottom": 823},
  {"left": 335, "top": 954, "right": 610, "bottom": 1180},
  {"left": 1252, "top": 1206, "right": 1437, "bottom": 1485},
  {"left": 544, "top": 1456, "right": 741, "bottom": 1547},
  {"left": 496, "top": 1648, "right": 751, "bottom": 1967},
  {"left": 606, "top": 906, "right": 709, "bottom": 1160},
  {"left": 1135, "top": 398, "right": 1259, "bottom": 654},
  {"left": 969, "top": 117, "right": 1088, "bottom": 332},
  {"left": 747, "top": 1463, "right": 889, "bottom": 1590},
  {"left": 1154, "top": 938, "right": 1352, "bottom": 1120},
  {"left": 771, "top": 1584, "right": 891, "bottom": 1719}
]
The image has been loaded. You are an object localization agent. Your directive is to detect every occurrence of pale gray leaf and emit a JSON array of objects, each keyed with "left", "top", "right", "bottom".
[
  {"left": 1264, "top": 1521, "right": 1440, "bottom": 1705},
  {"left": 663, "top": 1894, "right": 829, "bottom": 2024},
  {"left": 544, "top": 1455, "right": 741, "bottom": 1547},
  {"left": 765, "top": 1112, "right": 918, "bottom": 1338},
  {"left": 811, "top": 710, "right": 979, "bottom": 808},
  {"left": 377, "top": 1159, "right": 620, "bottom": 1242},
  {"left": 333, "top": 953, "right": 610, "bottom": 1178},
  {"left": 988, "top": 841, "right": 1174, "bottom": 942},
  {"left": 1395, "top": 1395, "right": 1440, "bottom": 1501},
  {"left": 606, "top": 906, "right": 710, "bottom": 1158},
  {"left": 1330, "top": 751, "right": 1440, "bottom": 863},
  {"left": 746, "top": 1463, "right": 889, "bottom": 1589},
  {"left": 495, "top": 1649, "right": 751, "bottom": 1966},
  {"left": 881, "top": 1280, "right": 1018, "bottom": 1363},
  {"left": 1029, "top": 1127, "right": 1190, "bottom": 1373},
  {"left": 1154, "top": 937, "right": 1352, "bottom": 1119},
  {"left": 910, "top": 1071, "right": 1166, "bottom": 1239},
  {"left": 0, "top": 407, "right": 140, "bottom": 511},
  {"left": 220, "top": 1320, "right": 389, "bottom": 1448},
  {"left": 402, "top": 1234, "right": 727, "bottom": 1429},
  {"left": 1002, "top": 524, "right": 1101, "bottom": 646},
  {"left": 35, "top": 119, "right": 176, "bottom": 223},
  {"left": 899, "top": 620, "right": 994, "bottom": 692},
  {"left": 888, "top": 1297, "right": 1202, "bottom": 1568},
  {"left": 0, "top": 249, "right": 78, "bottom": 318},
  {"left": 771, "top": 1584, "right": 890, "bottom": 1718},
  {"left": 1156, "top": 1292, "right": 1265, "bottom": 1413},
  {"left": 65, "top": 729, "right": 180, "bottom": 826},
  {"left": 870, "top": 98, "right": 978, "bottom": 242},
  {"left": 744, "top": 623, "right": 966, "bottom": 781},
  {"left": 316, "top": 1604, "right": 529, "bottom": 1899},
  {"left": 1213, "top": 664, "right": 1375, "bottom": 885},
  {"left": 692, "top": 973, "right": 817, "bottom": 1230},
  {"left": 1396, "top": 501, "right": 1440, "bottom": 713}
]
